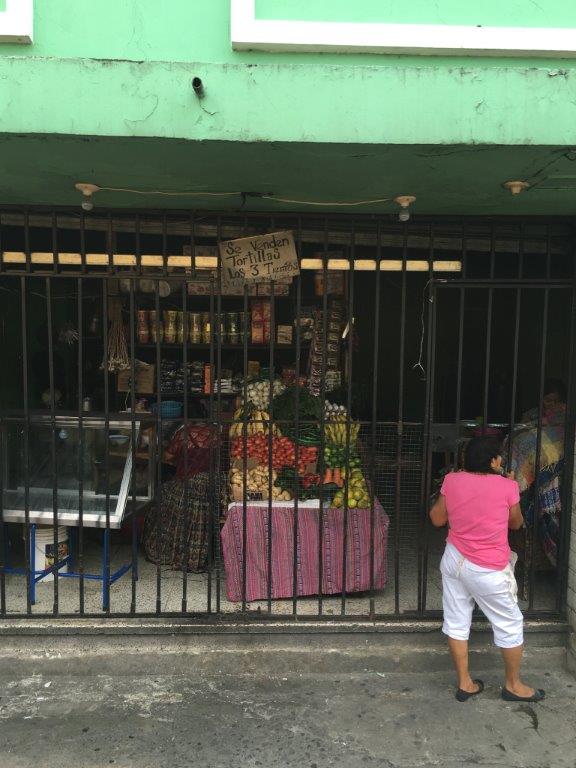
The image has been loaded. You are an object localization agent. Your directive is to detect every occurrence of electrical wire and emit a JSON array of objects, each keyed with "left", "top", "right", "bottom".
[
  {"left": 88, "top": 186, "right": 394, "bottom": 207},
  {"left": 413, "top": 279, "right": 433, "bottom": 379},
  {"left": 261, "top": 195, "right": 391, "bottom": 207},
  {"left": 98, "top": 187, "right": 241, "bottom": 198}
]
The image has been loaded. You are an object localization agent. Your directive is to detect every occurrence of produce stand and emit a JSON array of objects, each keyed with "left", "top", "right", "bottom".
[
  {"left": 221, "top": 499, "right": 390, "bottom": 602},
  {"left": 222, "top": 374, "right": 390, "bottom": 602}
]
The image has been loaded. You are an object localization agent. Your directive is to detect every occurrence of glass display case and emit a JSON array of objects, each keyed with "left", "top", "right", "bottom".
[{"left": 1, "top": 416, "right": 154, "bottom": 528}]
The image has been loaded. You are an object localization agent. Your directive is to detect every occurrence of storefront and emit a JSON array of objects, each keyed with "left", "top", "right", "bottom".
[{"left": 0, "top": 210, "right": 573, "bottom": 620}]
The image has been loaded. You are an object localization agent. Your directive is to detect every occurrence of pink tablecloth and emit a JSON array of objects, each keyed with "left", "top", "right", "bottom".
[{"left": 221, "top": 500, "right": 390, "bottom": 602}]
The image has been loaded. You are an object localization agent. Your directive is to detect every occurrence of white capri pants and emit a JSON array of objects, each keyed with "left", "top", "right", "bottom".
[{"left": 440, "top": 542, "right": 524, "bottom": 649}]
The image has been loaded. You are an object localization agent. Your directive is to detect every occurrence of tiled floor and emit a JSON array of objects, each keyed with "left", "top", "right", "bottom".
[{"left": 1, "top": 528, "right": 557, "bottom": 617}]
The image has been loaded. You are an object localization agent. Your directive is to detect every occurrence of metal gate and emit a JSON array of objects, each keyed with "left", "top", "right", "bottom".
[
  {"left": 424, "top": 280, "right": 575, "bottom": 618},
  {"left": 0, "top": 210, "right": 573, "bottom": 620}
]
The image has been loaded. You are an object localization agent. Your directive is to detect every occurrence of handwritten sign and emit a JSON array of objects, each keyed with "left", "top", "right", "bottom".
[{"left": 219, "top": 230, "right": 299, "bottom": 290}]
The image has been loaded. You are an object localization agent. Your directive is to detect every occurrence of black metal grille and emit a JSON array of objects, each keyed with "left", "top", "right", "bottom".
[{"left": 0, "top": 209, "right": 573, "bottom": 620}]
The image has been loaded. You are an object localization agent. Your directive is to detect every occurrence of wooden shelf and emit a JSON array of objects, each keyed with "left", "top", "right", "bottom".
[
  {"left": 158, "top": 391, "right": 238, "bottom": 398},
  {"left": 135, "top": 342, "right": 310, "bottom": 351}
]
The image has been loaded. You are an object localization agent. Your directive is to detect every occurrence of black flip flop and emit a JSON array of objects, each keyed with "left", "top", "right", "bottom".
[
  {"left": 456, "top": 679, "right": 484, "bottom": 702},
  {"left": 501, "top": 687, "right": 546, "bottom": 703}
]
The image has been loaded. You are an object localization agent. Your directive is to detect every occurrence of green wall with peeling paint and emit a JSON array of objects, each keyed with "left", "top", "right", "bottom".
[
  {"left": 0, "top": 56, "right": 575, "bottom": 148},
  {"left": 0, "top": 1, "right": 576, "bottom": 210},
  {"left": 0, "top": 0, "right": 575, "bottom": 146},
  {"left": 256, "top": 0, "right": 576, "bottom": 27}
]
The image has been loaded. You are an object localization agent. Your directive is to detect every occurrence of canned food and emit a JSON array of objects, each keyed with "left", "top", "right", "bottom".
[
  {"left": 149, "top": 311, "right": 164, "bottom": 343},
  {"left": 189, "top": 312, "right": 202, "bottom": 345},
  {"left": 226, "top": 312, "right": 239, "bottom": 332},
  {"left": 176, "top": 312, "right": 185, "bottom": 344},
  {"left": 201, "top": 313, "right": 211, "bottom": 344},
  {"left": 163, "top": 310, "right": 177, "bottom": 344}
]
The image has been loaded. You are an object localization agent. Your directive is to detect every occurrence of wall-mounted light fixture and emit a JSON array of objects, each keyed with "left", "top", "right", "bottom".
[
  {"left": 503, "top": 180, "right": 530, "bottom": 195},
  {"left": 394, "top": 195, "right": 416, "bottom": 222},
  {"left": 75, "top": 182, "right": 101, "bottom": 211}
]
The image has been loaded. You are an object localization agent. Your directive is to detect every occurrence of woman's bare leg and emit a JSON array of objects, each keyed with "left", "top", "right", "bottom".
[
  {"left": 448, "top": 638, "right": 480, "bottom": 692},
  {"left": 500, "top": 645, "right": 535, "bottom": 697}
]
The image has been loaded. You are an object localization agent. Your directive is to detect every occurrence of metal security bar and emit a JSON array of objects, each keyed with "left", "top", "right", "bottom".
[{"left": 0, "top": 210, "right": 573, "bottom": 621}]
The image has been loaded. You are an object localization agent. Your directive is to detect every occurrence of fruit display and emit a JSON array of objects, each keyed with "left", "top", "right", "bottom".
[
  {"left": 271, "top": 385, "right": 322, "bottom": 445},
  {"left": 228, "top": 408, "right": 280, "bottom": 439},
  {"left": 244, "top": 379, "right": 285, "bottom": 411},
  {"left": 324, "top": 416, "right": 360, "bottom": 446},
  {"left": 331, "top": 468, "right": 371, "bottom": 509},
  {"left": 325, "top": 401, "right": 347, "bottom": 420},
  {"left": 274, "top": 467, "right": 326, "bottom": 501},
  {"left": 230, "top": 434, "right": 317, "bottom": 474},
  {"left": 229, "top": 466, "right": 293, "bottom": 501},
  {"left": 226, "top": 385, "right": 372, "bottom": 509},
  {"left": 323, "top": 444, "right": 361, "bottom": 470}
]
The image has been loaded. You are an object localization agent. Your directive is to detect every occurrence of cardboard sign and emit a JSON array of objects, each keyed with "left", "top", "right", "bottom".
[
  {"left": 117, "top": 363, "right": 155, "bottom": 395},
  {"left": 219, "top": 231, "right": 299, "bottom": 290}
]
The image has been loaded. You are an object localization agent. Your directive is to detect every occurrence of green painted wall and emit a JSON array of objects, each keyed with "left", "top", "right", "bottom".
[
  {"left": 0, "top": 56, "right": 575, "bottom": 147},
  {"left": 256, "top": 0, "right": 576, "bottom": 27},
  {"left": 0, "top": 0, "right": 575, "bottom": 66},
  {"left": 0, "top": 1, "right": 576, "bottom": 168}
]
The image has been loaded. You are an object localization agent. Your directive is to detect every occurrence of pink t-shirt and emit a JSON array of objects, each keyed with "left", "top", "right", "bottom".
[{"left": 440, "top": 471, "right": 520, "bottom": 570}]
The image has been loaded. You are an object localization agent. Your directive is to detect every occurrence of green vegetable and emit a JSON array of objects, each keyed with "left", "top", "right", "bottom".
[{"left": 272, "top": 386, "right": 322, "bottom": 444}]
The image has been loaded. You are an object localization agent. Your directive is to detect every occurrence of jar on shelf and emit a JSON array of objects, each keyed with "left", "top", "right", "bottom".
[
  {"left": 137, "top": 310, "right": 149, "bottom": 344},
  {"left": 149, "top": 311, "right": 164, "bottom": 343},
  {"left": 214, "top": 315, "right": 226, "bottom": 342},
  {"left": 189, "top": 312, "right": 202, "bottom": 345},
  {"left": 201, "top": 312, "right": 211, "bottom": 345},
  {"left": 163, "top": 310, "right": 177, "bottom": 343},
  {"left": 176, "top": 311, "right": 185, "bottom": 344},
  {"left": 226, "top": 312, "right": 239, "bottom": 344}
]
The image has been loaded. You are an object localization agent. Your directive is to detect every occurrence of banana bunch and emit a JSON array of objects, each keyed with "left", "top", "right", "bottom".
[
  {"left": 324, "top": 418, "right": 360, "bottom": 446},
  {"left": 229, "top": 409, "right": 280, "bottom": 438}
]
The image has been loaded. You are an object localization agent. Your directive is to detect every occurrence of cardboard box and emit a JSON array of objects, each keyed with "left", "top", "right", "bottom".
[
  {"left": 187, "top": 281, "right": 213, "bottom": 296},
  {"left": 277, "top": 325, "right": 293, "bottom": 345},
  {"left": 117, "top": 363, "right": 155, "bottom": 395},
  {"left": 314, "top": 266, "right": 346, "bottom": 296},
  {"left": 247, "top": 361, "right": 260, "bottom": 379},
  {"left": 230, "top": 457, "right": 259, "bottom": 471},
  {"left": 203, "top": 363, "right": 213, "bottom": 394},
  {"left": 230, "top": 484, "right": 264, "bottom": 502},
  {"left": 251, "top": 321, "right": 264, "bottom": 344},
  {"left": 253, "top": 282, "right": 291, "bottom": 297},
  {"left": 251, "top": 300, "right": 264, "bottom": 321}
]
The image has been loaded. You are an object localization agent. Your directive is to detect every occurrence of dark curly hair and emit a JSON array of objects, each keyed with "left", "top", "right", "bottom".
[{"left": 463, "top": 437, "right": 502, "bottom": 474}]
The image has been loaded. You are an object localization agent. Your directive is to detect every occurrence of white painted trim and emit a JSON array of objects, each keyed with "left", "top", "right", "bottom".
[
  {"left": 231, "top": 0, "right": 576, "bottom": 58},
  {"left": 0, "top": 0, "right": 33, "bottom": 44}
]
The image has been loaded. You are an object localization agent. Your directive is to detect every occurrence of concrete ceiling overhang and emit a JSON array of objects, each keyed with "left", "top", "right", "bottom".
[{"left": 1, "top": 133, "right": 575, "bottom": 216}]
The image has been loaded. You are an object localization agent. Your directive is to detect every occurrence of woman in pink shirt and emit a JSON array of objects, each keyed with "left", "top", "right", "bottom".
[{"left": 430, "top": 436, "right": 545, "bottom": 703}]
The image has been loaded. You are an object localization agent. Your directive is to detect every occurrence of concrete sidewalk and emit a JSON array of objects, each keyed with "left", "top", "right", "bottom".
[{"left": 0, "top": 652, "right": 574, "bottom": 768}]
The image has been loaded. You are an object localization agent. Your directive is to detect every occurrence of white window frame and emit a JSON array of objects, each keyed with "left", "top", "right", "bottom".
[
  {"left": 0, "top": 0, "right": 33, "bottom": 44},
  {"left": 231, "top": 0, "right": 576, "bottom": 58}
]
